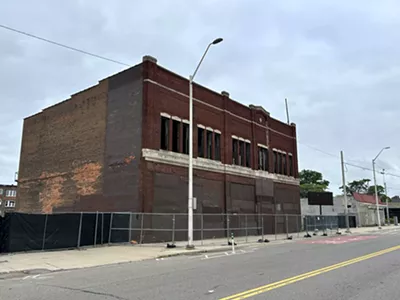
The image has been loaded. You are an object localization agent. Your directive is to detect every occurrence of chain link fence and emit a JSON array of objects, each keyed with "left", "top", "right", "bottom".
[
  {"left": 108, "top": 213, "right": 341, "bottom": 245},
  {"left": 1, "top": 212, "right": 344, "bottom": 253}
]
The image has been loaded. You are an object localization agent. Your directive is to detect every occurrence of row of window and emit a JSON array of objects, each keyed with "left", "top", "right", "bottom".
[
  {"left": 159, "top": 115, "right": 294, "bottom": 176},
  {"left": 0, "top": 200, "right": 16, "bottom": 208},
  {"left": 0, "top": 189, "right": 17, "bottom": 197},
  {"left": 232, "top": 137, "right": 251, "bottom": 167},
  {"left": 160, "top": 115, "right": 221, "bottom": 161}
]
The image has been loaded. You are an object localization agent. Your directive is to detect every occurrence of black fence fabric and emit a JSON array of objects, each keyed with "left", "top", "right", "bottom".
[{"left": 0, "top": 212, "right": 114, "bottom": 253}]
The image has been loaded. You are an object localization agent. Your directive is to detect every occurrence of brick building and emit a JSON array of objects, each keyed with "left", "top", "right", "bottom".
[
  {"left": 17, "top": 55, "right": 299, "bottom": 220},
  {"left": 0, "top": 184, "right": 17, "bottom": 216}
]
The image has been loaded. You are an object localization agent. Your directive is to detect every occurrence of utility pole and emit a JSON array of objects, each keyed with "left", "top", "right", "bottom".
[
  {"left": 340, "top": 151, "right": 350, "bottom": 232},
  {"left": 381, "top": 169, "right": 390, "bottom": 225}
]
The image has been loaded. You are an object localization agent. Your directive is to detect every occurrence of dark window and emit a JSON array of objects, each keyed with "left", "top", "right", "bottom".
[
  {"left": 239, "top": 141, "right": 245, "bottom": 166},
  {"left": 245, "top": 142, "right": 251, "bottom": 168},
  {"left": 278, "top": 153, "right": 282, "bottom": 174},
  {"left": 289, "top": 155, "right": 293, "bottom": 176},
  {"left": 258, "top": 147, "right": 269, "bottom": 171},
  {"left": 198, "top": 127, "right": 205, "bottom": 158},
  {"left": 232, "top": 139, "right": 239, "bottom": 164},
  {"left": 214, "top": 133, "right": 221, "bottom": 161},
  {"left": 206, "top": 130, "right": 213, "bottom": 159},
  {"left": 172, "top": 120, "right": 180, "bottom": 153},
  {"left": 283, "top": 154, "right": 287, "bottom": 175},
  {"left": 273, "top": 151, "right": 278, "bottom": 173},
  {"left": 160, "top": 116, "right": 169, "bottom": 150},
  {"left": 182, "top": 123, "right": 189, "bottom": 154}
]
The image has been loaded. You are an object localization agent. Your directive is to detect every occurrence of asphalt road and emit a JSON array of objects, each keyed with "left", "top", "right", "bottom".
[{"left": 1, "top": 230, "right": 400, "bottom": 300}]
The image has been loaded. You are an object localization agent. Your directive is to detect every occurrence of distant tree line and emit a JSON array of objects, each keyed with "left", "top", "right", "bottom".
[{"left": 299, "top": 169, "right": 390, "bottom": 202}]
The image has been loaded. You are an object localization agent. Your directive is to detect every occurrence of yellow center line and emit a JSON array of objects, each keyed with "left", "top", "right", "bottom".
[{"left": 220, "top": 245, "right": 400, "bottom": 300}]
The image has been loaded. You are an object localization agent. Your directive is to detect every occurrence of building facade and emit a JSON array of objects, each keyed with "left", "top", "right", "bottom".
[
  {"left": 17, "top": 55, "right": 300, "bottom": 219},
  {"left": 0, "top": 185, "right": 17, "bottom": 216}
]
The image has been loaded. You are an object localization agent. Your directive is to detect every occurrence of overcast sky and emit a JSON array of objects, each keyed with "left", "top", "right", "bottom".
[{"left": 1, "top": 0, "right": 400, "bottom": 195}]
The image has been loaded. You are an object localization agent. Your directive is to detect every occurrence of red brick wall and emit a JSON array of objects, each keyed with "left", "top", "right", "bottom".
[
  {"left": 17, "top": 80, "right": 108, "bottom": 213},
  {"left": 140, "top": 59, "right": 300, "bottom": 216},
  {"left": 141, "top": 60, "right": 298, "bottom": 174}
]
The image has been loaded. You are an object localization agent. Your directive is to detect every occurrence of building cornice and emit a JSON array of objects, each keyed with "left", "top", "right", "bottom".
[{"left": 142, "top": 148, "right": 299, "bottom": 186}]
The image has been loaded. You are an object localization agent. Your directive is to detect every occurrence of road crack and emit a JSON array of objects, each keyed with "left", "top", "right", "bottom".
[{"left": 40, "top": 284, "right": 129, "bottom": 300}]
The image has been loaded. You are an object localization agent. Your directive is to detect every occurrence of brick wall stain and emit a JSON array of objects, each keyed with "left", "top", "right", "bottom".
[
  {"left": 38, "top": 172, "right": 65, "bottom": 213},
  {"left": 72, "top": 162, "right": 102, "bottom": 196},
  {"left": 17, "top": 79, "right": 108, "bottom": 212}
]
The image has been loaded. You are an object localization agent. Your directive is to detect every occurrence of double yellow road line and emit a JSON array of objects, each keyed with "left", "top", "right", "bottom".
[{"left": 220, "top": 244, "right": 400, "bottom": 299}]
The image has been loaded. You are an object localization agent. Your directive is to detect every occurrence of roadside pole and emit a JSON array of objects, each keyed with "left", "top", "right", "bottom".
[{"left": 341, "top": 151, "right": 351, "bottom": 233}]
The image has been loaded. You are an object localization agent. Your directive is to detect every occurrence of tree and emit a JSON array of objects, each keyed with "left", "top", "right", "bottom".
[
  {"left": 368, "top": 185, "right": 391, "bottom": 203},
  {"left": 299, "top": 169, "right": 330, "bottom": 198},
  {"left": 340, "top": 179, "right": 370, "bottom": 195}
]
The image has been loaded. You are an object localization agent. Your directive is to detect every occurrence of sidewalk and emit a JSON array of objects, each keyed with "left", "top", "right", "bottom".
[{"left": 1, "top": 225, "right": 398, "bottom": 276}]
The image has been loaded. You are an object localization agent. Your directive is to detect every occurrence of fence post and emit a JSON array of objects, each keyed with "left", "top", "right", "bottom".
[
  {"left": 245, "top": 214, "right": 248, "bottom": 243},
  {"left": 108, "top": 213, "right": 114, "bottom": 245},
  {"left": 172, "top": 214, "right": 176, "bottom": 245},
  {"left": 285, "top": 214, "right": 289, "bottom": 239},
  {"left": 201, "top": 214, "right": 204, "bottom": 246},
  {"left": 128, "top": 213, "right": 132, "bottom": 243},
  {"left": 139, "top": 213, "right": 144, "bottom": 244},
  {"left": 227, "top": 214, "right": 230, "bottom": 244},
  {"left": 77, "top": 212, "right": 83, "bottom": 249},
  {"left": 41, "top": 214, "right": 48, "bottom": 251},
  {"left": 274, "top": 214, "right": 277, "bottom": 240},
  {"left": 101, "top": 213, "right": 104, "bottom": 245},
  {"left": 261, "top": 215, "right": 264, "bottom": 241},
  {"left": 94, "top": 211, "right": 99, "bottom": 247}
]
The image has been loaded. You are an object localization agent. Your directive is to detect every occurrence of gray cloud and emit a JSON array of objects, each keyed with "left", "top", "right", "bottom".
[{"left": 1, "top": 0, "right": 400, "bottom": 195}]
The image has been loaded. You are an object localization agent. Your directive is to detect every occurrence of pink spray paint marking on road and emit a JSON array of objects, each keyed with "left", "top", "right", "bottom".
[{"left": 300, "top": 235, "right": 379, "bottom": 245}]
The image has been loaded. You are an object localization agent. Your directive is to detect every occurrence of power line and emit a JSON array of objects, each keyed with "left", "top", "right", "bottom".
[
  {"left": 0, "top": 24, "right": 131, "bottom": 67},
  {"left": 298, "top": 141, "right": 400, "bottom": 178}
]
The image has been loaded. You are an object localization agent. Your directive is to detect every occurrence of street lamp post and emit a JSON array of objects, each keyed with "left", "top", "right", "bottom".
[
  {"left": 372, "top": 147, "right": 390, "bottom": 229},
  {"left": 187, "top": 38, "right": 223, "bottom": 249}
]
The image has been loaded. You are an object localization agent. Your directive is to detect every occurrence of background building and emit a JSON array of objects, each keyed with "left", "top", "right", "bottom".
[
  {"left": 0, "top": 184, "right": 17, "bottom": 216},
  {"left": 300, "top": 192, "right": 386, "bottom": 228},
  {"left": 17, "top": 55, "right": 299, "bottom": 220}
]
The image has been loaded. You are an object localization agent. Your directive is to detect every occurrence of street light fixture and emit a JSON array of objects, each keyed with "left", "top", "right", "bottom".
[
  {"left": 187, "top": 38, "right": 223, "bottom": 249},
  {"left": 372, "top": 146, "right": 390, "bottom": 229}
]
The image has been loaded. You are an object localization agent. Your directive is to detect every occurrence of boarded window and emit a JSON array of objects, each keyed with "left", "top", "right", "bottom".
[
  {"left": 239, "top": 140, "right": 245, "bottom": 166},
  {"left": 278, "top": 152, "right": 282, "bottom": 174},
  {"left": 206, "top": 130, "right": 213, "bottom": 159},
  {"left": 198, "top": 127, "right": 205, "bottom": 157},
  {"left": 289, "top": 155, "right": 293, "bottom": 176},
  {"left": 214, "top": 133, "right": 221, "bottom": 161},
  {"left": 273, "top": 151, "right": 278, "bottom": 173},
  {"left": 283, "top": 154, "right": 287, "bottom": 175},
  {"left": 258, "top": 147, "right": 269, "bottom": 171},
  {"left": 182, "top": 123, "right": 189, "bottom": 154},
  {"left": 245, "top": 142, "right": 251, "bottom": 168},
  {"left": 232, "top": 139, "right": 239, "bottom": 164},
  {"left": 172, "top": 120, "right": 180, "bottom": 153},
  {"left": 160, "top": 116, "right": 169, "bottom": 150}
]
